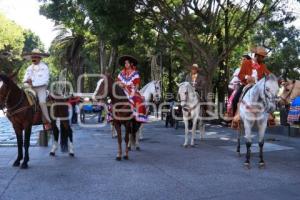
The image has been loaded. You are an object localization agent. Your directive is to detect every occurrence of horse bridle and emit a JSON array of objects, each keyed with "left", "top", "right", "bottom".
[
  {"left": 0, "top": 85, "right": 29, "bottom": 116},
  {"left": 178, "top": 87, "right": 199, "bottom": 113}
]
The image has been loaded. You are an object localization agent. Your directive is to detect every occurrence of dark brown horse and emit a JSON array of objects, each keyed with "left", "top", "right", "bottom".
[
  {"left": 94, "top": 74, "right": 141, "bottom": 160},
  {"left": 0, "top": 74, "right": 72, "bottom": 169}
]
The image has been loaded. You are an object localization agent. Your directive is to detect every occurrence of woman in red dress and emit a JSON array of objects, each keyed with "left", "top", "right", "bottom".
[{"left": 116, "top": 55, "right": 147, "bottom": 123}]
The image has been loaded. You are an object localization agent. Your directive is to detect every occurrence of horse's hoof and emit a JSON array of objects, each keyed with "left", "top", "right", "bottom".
[
  {"left": 244, "top": 162, "right": 251, "bottom": 169},
  {"left": 69, "top": 153, "right": 75, "bottom": 157},
  {"left": 123, "top": 156, "right": 129, "bottom": 160},
  {"left": 116, "top": 157, "right": 122, "bottom": 161},
  {"left": 259, "top": 162, "right": 265, "bottom": 169},
  {"left": 20, "top": 163, "right": 28, "bottom": 169},
  {"left": 128, "top": 147, "right": 131, "bottom": 151},
  {"left": 49, "top": 152, "right": 55, "bottom": 157},
  {"left": 182, "top": 144, "right": 188, "bottom": 148},
  {"left": 136, "top": 146, "right": 140, "bottom": 151},
  {"left": 190, "top": 144, "right": 195, "bottom": 148},
  {"left": 13, "top": 160, "right": 20, "bottom": 167}
]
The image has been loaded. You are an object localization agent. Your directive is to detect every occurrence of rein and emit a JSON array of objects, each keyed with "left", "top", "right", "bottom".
[{"left": 0, "top": 85, "right": 32, "bottom": 117}]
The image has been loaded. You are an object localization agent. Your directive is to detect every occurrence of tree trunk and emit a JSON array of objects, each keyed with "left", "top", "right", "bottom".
[
  {"left": 107, "top": 46, "right": 118, "bottom": 73},
  {"left": 99, "top": 39, "right": 106, "bottom": 74}
]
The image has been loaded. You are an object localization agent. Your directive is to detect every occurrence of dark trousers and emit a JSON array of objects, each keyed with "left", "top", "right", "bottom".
[
  {"left": 71, "top": 105, "right": 77, "bottom": 124},
  {"left": 232, "top": 85, "right": 245, "bottom": 115}
]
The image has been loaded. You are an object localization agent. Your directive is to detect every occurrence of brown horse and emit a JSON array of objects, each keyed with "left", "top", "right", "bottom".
[
  {"left": 93, "top": 74, "right": 141, "bottom": 160},
  {"left": 0, "top": 74, "right": 72, "bottom": 169}
]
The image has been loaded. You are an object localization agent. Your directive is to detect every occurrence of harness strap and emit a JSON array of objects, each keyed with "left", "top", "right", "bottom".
[{"left": 6, "top": 105, "right": 32, "bottom": 117}]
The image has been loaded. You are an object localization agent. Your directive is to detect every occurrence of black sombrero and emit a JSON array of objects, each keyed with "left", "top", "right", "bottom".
[{"left": 118, "top": 55, "right": 138, "bottom": 66}]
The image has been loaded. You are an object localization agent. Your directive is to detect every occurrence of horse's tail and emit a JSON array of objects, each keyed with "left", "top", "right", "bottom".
[{"left": 60, "top": 120, "right": 69, "bottom": 152}]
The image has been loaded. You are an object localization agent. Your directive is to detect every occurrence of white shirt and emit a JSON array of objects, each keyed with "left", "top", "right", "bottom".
[
  {"left": 228, "top": 68, "right": 240, "bottom": 90},
  {"left": 23, "top": 61, "right": 50, "bottom": 87}
]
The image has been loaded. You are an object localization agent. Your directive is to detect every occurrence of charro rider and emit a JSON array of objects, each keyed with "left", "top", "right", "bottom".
[
  {"left": 22, "top": 49, "right": 52, "bottom": 130},
  {"left": 116, "top": 55, "right": 147, "bottom": 122},
  {"left": 185, "top": 63, "right": 207, "bottom": 101},
  {"left": 232, "top": 46, "right": 275, "bottom": 125}
]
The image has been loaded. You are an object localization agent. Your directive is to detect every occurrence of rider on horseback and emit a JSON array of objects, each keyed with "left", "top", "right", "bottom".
[
  {"left": 231, "top": 46, "right": 276, "bottom": 127},
  {"left": 22, "top": 49, "right": 52, "bottom": 130},
  {"left": 232, "top": 47, "right": 271, "bottom": 116},
  {"left": 116, "top": 55, "right": 147, "bottom": 123},
  {"left": 185, "top": 63, "right": 207, "bottom": 101}
]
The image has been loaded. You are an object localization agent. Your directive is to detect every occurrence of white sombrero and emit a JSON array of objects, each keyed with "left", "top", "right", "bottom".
[{"left": 22, "top": 48, "right": 50, "bottom": 60}]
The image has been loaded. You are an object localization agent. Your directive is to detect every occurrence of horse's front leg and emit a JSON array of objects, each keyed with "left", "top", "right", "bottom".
[
  {"left": 124, "top": 125, "right": 130, "bottom": 160},
  {"left": 237, "top": 122, "right": 244, "bottom": 157},
  {"left": 139, "top": 124, "right": 144, "bottom": 140},
  {"left": 190, "top": 117, "right": 197, "bottom": 147},
  {"left": 183, "top": 116, "right": 189, "bottom": 147},
  {"left": 243, "top": 120, "right": 253, "bottom": 169},
  {"left": 50, "top": 121, "right": 59, "bottom": 156},
  {"left": 13, "top": 128, "right": 23, "bottom": 167},
  {"left": 258, "top": 117, "right": 268, "bottom": 168},
  {"left": 114, "top": 123, "right": 122, "bottom": 161},
  {"left": 21, "top": 125, "right": 32, "bottom": 169}
]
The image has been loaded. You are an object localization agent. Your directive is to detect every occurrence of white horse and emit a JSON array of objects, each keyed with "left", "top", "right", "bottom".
[
  {"left": 128, "top": 80, "right": 161, "bottom": 150},
  {"left": 238, "top": 74, "right": 279, "bottom": 168},
  {"left": 178, "top": 82, "right": 205, "bottom": 147}
]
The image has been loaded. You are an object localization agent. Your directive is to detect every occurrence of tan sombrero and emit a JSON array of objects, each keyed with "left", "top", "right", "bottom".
[
  {"left": 251, "top": 46, "right": 268, "bottom": 57},
  {"left": 189, "top": 63, "right": 200, "bottom": 71},
  {"left": 22, "top": 48, "right": 50, "bottom": 60}
]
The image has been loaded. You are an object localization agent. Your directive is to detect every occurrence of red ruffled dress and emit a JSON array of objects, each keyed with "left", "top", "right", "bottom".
[{"left": 117, "top": 69, "right": 148, "bottom": 122}]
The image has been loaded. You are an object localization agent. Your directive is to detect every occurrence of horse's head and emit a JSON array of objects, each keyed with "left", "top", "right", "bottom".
[
  {"left": 177, "top": 82, "right": 194, "bottom": 107},
  {"left": 0, "top": 74, "right": 11, "bottom": 106},
  {"left": 262, "top": 74, "right": 279, "bottom": 112},
  {"left": 152, "top": 80, "right": 162, "bottom": 103},
  {"left": 93, "top": 75, "right": 111, "bottom": 102},
  {"left": 279, "top": 79, "right": 299, "bottom": 105}
]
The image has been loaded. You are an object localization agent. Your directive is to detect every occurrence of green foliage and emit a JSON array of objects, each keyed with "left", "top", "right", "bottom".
[{"left": 0, "top": 13, "right": 24, "bottom": 57}]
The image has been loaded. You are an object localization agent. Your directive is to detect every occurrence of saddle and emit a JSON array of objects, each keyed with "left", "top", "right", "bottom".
[
  {"left": 231, "top": 84, "right": 276, "bottom": 130},
  {"left": 24, "top": 89, "right": 42, "bottom": 125}
]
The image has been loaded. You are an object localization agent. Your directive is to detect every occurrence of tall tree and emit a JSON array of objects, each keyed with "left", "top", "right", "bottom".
[{"left": 136, "top": 0, "right": 282, "bottom": 100}]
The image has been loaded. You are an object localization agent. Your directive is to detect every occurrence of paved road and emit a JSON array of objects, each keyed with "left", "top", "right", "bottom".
[{"left": 0, "top": 117, "right": 300, "bottom": 200}]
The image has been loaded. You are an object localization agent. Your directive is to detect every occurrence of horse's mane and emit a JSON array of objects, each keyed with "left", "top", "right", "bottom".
[
  {"left": 105, "top": 74, "right": 127, "bottom": 99},
  {"left": 0, "top": 74, "right": 20, "bottom": 92},
  {"left": 140, "top": 80, "right": 155, "bottom": 94}
]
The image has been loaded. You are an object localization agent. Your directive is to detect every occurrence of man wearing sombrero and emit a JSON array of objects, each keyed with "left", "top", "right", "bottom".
[
  {"left": 116, "top": 55, "right": 147, "bottom": 122},
  {"left": 185, "top": 63, "right": 207, "bottom": 100},
  {"left": 22, "top": 49, "right": 52, "bottom": 130},
  {"left": 232, "top": 46, "right": 274, "bottom": 126}
]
